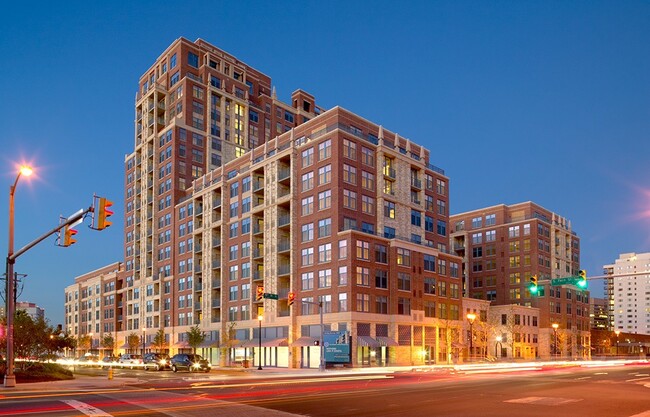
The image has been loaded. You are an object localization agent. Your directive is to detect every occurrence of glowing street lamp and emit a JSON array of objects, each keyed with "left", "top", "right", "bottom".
[
  {"left": 466, "top": 313, "right": 476, "bottom": 360},
  {"left": 5, "top": 165, "right": 33, "bottom": 388}
]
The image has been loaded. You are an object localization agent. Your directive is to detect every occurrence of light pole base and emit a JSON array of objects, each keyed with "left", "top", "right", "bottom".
[
  {"left": 257, "top": 366, "right": 263, "bottom": 370},
  {"left": 4, "top": 375, "right": 16, "bottom": 388}
]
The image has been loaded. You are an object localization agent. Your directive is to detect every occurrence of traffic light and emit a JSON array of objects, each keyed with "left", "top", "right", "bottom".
[
  {"left": 578, "top": 270, "right": 587, "bottom": 289},
  {"left": 62, "top": 225, "right": 78, "bottom": 247},
  {"left": 529, "top": 275, "right": 538, "bottom": 295},
  {"left": 96, "top": 197, "right": 114, "bottom": 230},
  {"left": 256, "top": 286, "right": 264, "bottom": 301},
  {"left": 288, "top": 292, "right": 296, "bottom": 306}
]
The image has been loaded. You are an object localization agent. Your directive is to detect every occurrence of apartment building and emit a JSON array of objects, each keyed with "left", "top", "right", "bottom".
[
  {"left": 64, "top": 262, "right": 121, "bottom": 351},
  {"left": 450, "top": 202, "right": 591, "bottom": 359},
  {"left": 99, "top": 37, "right": 464, "bottom": 368},
  {"left": 15, "top": 302, "right": 45, "bottom": 322},
  {"left": 604, "top": 252, "right": 650, "bottom": 335}
]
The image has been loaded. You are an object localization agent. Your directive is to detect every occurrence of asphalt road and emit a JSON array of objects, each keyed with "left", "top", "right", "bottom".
[{"left": 1, "top": 363, "right": 649, "bottom": 416}]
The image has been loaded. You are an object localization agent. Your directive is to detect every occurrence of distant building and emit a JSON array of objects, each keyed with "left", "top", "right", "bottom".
[
  {"left": 590, "top": 297, "right": 608, "bottom": 330},
  {"left": 15, "top": 302, "right": 45, "bottom": 321},
  {"left": 604, "top": 252, "right": 650, "bottom": 335},
  {"left": 450, "top": 202, "right": 591, "bottom": 359}
]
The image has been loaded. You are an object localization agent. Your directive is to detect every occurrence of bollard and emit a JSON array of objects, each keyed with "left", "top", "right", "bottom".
[{"left": 108, "top": 367, "right": 113, "bottom": 380}]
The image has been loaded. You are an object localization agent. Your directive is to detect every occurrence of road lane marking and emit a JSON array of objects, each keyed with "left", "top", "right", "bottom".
[
  {"left": 628, "top": 411, "right": 650, "bottom": 417},
  {"left": 626, "top": 377, "right": 650, "bottom": 382},
  {"left": 62, "top": 400, "right": 112, "bottom": 416},
  {"left": 505, "top": 397, "right": 582, "bottom": 406}
]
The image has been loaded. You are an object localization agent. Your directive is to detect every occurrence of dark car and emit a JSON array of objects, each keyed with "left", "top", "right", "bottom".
[
  {"left": 101, "top": 355, "right": 119, "bottom": 369},
  {"left": 170, "top": 353, "right": 211, "bottom": 373},
  {"left": 143, "top": 353, "right": 170, "bottom": 371}
]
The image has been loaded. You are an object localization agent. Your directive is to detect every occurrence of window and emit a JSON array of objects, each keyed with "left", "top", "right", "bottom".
[
  {"left": 318, "top": 269, "right": 332, "bottom": 288},
  {"left": 356, "top": 293, "right": 370, "bottom": 312},
  {"left": 375, "top": 296, "right": 388, "bottom": 314},
  {"left": 301, "top": 196, "right": 314, "bottom": 216},
  {"left": 338, "top": 266, "right": 348, "bottom": 285},
  {"left": 375, "top": 270, "right": 388, "bottom": 289},
  {"left": 437, "top": 220, "right": 447, "bottom": 236},
  {"left": 486, "top": 230, "right": 496, "bottom": 242},
  {"left": 339, "top": 293, "right": 348, "bottom": 312},
  {"left": 472, "top": 217, "right": 482, "bottom": 229},
  {"left": 301, "top": 223, "right": 314, "bottom": 242},
  {"left": 318, "top": 139, "right": 331, "bottom": 160},
  {"left": 338, "top": 240, "right": 348, "bottom": 259},
  {"left": 356, "top": 267, "right": 370, "bottom": 286},
  {"left": 301, "top": 248, "right": 314, "bottom": 266},
  {"left": 356, "top": 240, "right": 370, "bottom": 260},
  {"left": 301, "top": 272, "right": 314, "bottom": 290},
  {"left": 485, "top": 214, "right": 496, "bottom": 226},
  {"left": 397, "top": 272, "right": 411, "bottom": 291},
  {"left": 375, "top": 244, "right": 387, "bottom": 263},
  {"left": 411, "top": 209, "right": 422, "bottom": 227},
  {"left": 424, "top": 255, "right": 436, "bottom": 272},
  {"left": 318, "top": 218, "right": 331, "bottom": 237},
  {"left": 361, "top": 171, "right": 375, "bottom": 190},
  {"left": 170, "top": 53, "right": 177, "bottom": 69},
  {"left": 318, "top": 190, "right": 331, "bottom": 210},
  {"left": 343, "top": 164, "right": 357, "bottom": 184},
  {"left": 397, "top": 248, "right": 411, "bottom": 266},
  {"left": 361, "top": 195, "right": 374, "bottom": 214},
  {"left": 343, "top": 138, "right": 357, "bottom": 160},
  {"left": 318, "top": 164, "right": 332, "bottom": 184},
  {"left": 384, "top": 201, "right": 395, "bottom": 219},
  {"left": 302, "top": 148, "right": 314, "bottom": 167},
  {"left": 398, "top": 298, "right": 410, "bottom": 315},
  {"left": 361, "top": 146, "right": 375, "bottom": 166},
  {"left": 318, "top": 243, "right": 332, "bottom": 262},
  {"left": 343, "top": 189, "right": 357, "bottom": 210},
  {"left": 301, "top": 172, "right": 314, "bottom": 191},
  {"left": 424, "top": 277, "right": 436, "bottom": 295}
]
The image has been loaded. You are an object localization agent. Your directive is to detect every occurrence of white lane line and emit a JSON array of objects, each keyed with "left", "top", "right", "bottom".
[
  {"left": 626, "top": 376, "right": 650, "bottom": 382},
  {"left": 628, "top": 411, "right": 650, "bottom": 417},
  {"left": 61, "top": 400, "right": 112, "bottom": 417}
]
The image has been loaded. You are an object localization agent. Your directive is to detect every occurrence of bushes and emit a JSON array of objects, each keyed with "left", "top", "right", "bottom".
[{"left": 0, "top": 361, "right": 74, "bottom": 383}]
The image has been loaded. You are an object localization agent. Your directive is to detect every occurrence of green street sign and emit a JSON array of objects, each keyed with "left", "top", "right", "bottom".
[
  {"left": 551, "top": 276, "right": 587, "bottom": 288},
  {"left": 263, "top": 293, "right": 279, "bottom": 300}
]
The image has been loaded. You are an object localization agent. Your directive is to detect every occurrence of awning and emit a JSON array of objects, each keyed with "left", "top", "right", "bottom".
[
  {"left": 198, "top": 340, "right": 219, "bottom": 348},
  {"left": 292, "top": 336, "right": 319, "bottom": 347},
  {"left": 240, "top": 338, "right": 288, "bottom": 348},
  {"left": 376, "top": 336, "right": 399, "bottom": 347},
  {"left": 357, "top": 336, "right": 380, "bottom": 348},
  {"left": 172, "top": 341, "right": 189, "bottom": 348}
]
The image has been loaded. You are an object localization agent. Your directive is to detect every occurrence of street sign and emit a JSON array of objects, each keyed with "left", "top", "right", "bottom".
[
  {"left": 263, "top": 293, "right": 278, "bottom": 300},
  {"left": 551, "top": 276, "right": 580, "bottom": 286}
]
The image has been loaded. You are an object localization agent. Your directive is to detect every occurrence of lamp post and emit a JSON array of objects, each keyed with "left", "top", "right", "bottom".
[
  {"left": 5, "top": 165, "right": 33, "bottom": 388},
  {"left": 495, "top": 335, "right": 503, "bottom": 359},
  {"left": 615, "top": 330, "right": 620, "bottom": 357},
  {"left": 551, "top": 323, "right": 559, "bottom": 360},
  {"left": 466, "top": 313, "right": 476, "bottom": 361},
  {"left": 141, "top": 328, "right": 145, "bottom": 356},
  {"left": 257, "top": 315, "right": 263, "bottom": 370}
]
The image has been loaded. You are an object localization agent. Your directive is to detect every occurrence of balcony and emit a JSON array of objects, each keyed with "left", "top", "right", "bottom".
[
  {"left": 253, "top": 179, "right": 264, "bottom": 192},
  {"left": 253, "top": 270, "right": 264, "bottom": 281},
  {"left": 211, "top": 279, "right": 221, "bottom": 289},
  {"left": 278, "top": 264, "right": 290, "bottom": 276},
  {"left": 194, "top": 302, "right": 202, "bottom": 310},
  {"left": 212, "top": 238, "right": 221, "bottom": 248},
  {"left": 253, "top": 223, "right": 264, "bottom": 235},
  {"left": 211, "top": 299, "right": 221, "bottom": 308},
  {"left": 278, "top": 167, "right": 291, "bottom": 182},
  {"left": 212, "top": 260, "right": 221, "bottom": 269},
  {"left": 194, "top": 281, "right": 202, "bottom": 291},
  {"left": 384, "top": 167, "right": 396, "bottom": 179},
  {"left": 278, "top": 214, "right": 290, "bottom": 228},
  {"left": 253, "top": 248, "right": 264, "bottom": 259},
  {"left": 411, "top": 178, "right": 422, "bottom": 189},
  {"left": 278, "top": 240, "right": 290, "bottom": 252}
]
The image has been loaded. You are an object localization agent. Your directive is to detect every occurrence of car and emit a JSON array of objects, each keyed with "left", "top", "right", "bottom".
[
  {"left": 143, "top": 353, "right": 170, "bottom": 371},
  {"left": 170, "top": 353, "right": 211, "bottom": 373},
  {"left": 77, "top": 355, "right": 100, "bottom": 367},
  {"left": 101, "top": 355, "right": 119, "bottom": 369},
  {"left": 118, "top": 353, "right": 143, "bottom": 368}
]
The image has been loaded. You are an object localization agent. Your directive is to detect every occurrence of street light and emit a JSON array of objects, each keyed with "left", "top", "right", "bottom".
[
  {"left": 551, "top": 323, "right": 559, "bottom": 360},
  {"left": 5, "top": 164, "right": 33, "bottom": 388},
  {"left": 466, "top": 313, "right": 476, "bottom": 361},
  {"left": 257, "top": 315, "right": 263, "bottom": 370},
  {"left": 495, "top": 335, "right": 503, "bottom": 359},
  {"left": 615, "top": 330, "right": 621, "bottom": 357}
]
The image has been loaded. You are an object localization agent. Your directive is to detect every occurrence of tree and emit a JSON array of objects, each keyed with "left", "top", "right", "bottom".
[
  {"left": 77, "top": 334, "right": 91, "bottom": 354},
  {"left": 101, "top": 334, "right": 116, "bottom": 355},
  {"left": 127, "top": 333, "right": 140, "bottom": 353},
  {"left": 221, "top": 322, "right": 237, "bottom": 366},
  {"left": 152, "top": 328, "right": 167, "bottom": 353},
  {"left": 187, "top": 325, "right": 205, "bottom": 354}
]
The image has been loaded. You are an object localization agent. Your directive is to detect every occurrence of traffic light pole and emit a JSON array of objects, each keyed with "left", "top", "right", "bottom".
[{"left": 4, "top": 206, "right": 91, "bottom": 388}]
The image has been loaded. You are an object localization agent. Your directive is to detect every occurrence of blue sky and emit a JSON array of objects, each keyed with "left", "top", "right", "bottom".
[{"left": 1, "top": 1, "right": 649, "bottom": 326}]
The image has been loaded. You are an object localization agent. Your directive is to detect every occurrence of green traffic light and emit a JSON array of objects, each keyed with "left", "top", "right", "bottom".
[{"left": 529, "top": 285, "right": 538, "bottom": 294}]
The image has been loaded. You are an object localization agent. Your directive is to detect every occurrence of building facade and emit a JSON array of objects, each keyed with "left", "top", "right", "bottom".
[
  {"left": 15, "top": 302, "right": 45, "bottom": 322},
  {"left": 604, "top": 252, "right": 650, "bottom": 335},
  {"left": 77, "top": 37, "right": 465, "bottom": 368},
  {"left": 450, "top": 202, "right": 591, "bottom": 359}
]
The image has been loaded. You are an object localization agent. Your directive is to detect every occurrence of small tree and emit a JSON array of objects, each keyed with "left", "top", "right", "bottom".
[
  {"left": 77, "top": 334, "right": 92, "bottom": 354},
  {"left": 127, "top": 332, "right": 140, "bottom": 353},
  {"left": 153, "top": 328, "right": 167, "bottom": 353},
  {"left": 221, "top": 322, "right": 237, "bottom": 366},
  {"left": 101, "top": 334, "right": 116, "bottom": 356},
  {"left": 187, "top": 325, "right": 206, "bottom": 354}
]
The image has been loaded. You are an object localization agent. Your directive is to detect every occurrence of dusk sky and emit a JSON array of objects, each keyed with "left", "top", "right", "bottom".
[{"left": 1, "top": 1, "right": 649, "bottom": 326}]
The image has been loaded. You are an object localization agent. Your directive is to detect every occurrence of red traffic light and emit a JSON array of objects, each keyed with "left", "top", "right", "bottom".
[
  {"left": 256, "top": 286, "right": 264, "bottom": 301},
  {"left": 288, "top": 292, "right": 296, "bottom": 306}
]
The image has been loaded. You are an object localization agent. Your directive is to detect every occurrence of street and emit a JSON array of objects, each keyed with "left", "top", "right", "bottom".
[{"left": 1, "top": 362, "right": 649, "bottom": 416}]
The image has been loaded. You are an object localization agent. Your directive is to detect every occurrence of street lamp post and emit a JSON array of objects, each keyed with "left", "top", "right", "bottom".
[
  {"left": 5, "top": 165, "right": 33, "bottom": 388},
  {"left": 257, "top": 315, "right": 263, "bottom": 370},
  {"left": 615, "top": 330, "right": 621, "bottom": 357},
  {"left": 495, "top": 335, "right": 502, "bottom": 359},
  {"left": 466, "top": 313, "right": 476, "bottom": 361},
  {"left": 552, "top": 323, "right": 559, "bottom": 360}
]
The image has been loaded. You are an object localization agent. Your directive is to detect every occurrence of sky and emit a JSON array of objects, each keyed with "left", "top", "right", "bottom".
[{"left": 1, "top": 1, "right": 649, "bottom": 326}]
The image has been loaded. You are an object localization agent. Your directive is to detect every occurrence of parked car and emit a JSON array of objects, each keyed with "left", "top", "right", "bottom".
[
  {"left": 170, "top": 353, "right": 211, "bottom": 373},
  {"left": 118, "top": 353, "right": 143, "bottom": 368},
  {"left": 77, "top": 355, "right": 100, "bottom": 367},
  {"left": 143, "top": 353, "right": 170, "bottom": 371},
  {"left": 101, "top": 355, "right": 119, "bottom": 369}
]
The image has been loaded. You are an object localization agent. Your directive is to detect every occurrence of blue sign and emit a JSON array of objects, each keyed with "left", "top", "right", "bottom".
[{"left": 323, "top": 331, "right": 350, "bottom": 363}]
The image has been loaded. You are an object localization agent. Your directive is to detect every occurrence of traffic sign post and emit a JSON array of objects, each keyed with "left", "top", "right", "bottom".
[{"left": 263, "top": 293, "right": 278, "bottom": 300}]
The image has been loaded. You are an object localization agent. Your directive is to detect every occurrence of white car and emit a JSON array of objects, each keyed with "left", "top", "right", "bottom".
[{"left": 118, "top": 353, "right": 143, "bottom": 368}]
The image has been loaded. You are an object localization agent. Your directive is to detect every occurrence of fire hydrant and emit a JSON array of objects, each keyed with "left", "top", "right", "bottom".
[{"left": 108, "top": 367, "right": 114, "bottom": 380}]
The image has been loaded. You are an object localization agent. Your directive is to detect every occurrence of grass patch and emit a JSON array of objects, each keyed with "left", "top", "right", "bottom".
[{"left": 1, "top": 361, "right": 74, "bottom": 383}]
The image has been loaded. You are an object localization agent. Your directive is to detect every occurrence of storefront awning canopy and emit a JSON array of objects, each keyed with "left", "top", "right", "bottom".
[
  {"left": 198, "top": 340, "right": 219, "bottom": 348},
  {"left": 357, "top": 336, "right": 380, "bottom": 348},
  {"left": 241, "top": 338, "right": 288, "bottom": 348},
  {"left": 292, "top": 336, "right": 319, "bottom": 347},
  {"left": 376, "top": 336, "right": 399, "bottom": 347}
]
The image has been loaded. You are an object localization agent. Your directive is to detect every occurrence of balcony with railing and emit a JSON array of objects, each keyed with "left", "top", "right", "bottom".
[{"left": 277, "top": 264, "right": 290, "bottom": 276}]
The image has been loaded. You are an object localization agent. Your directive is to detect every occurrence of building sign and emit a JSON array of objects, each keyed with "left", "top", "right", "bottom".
[{"left": 324, "top": 331, "right": 350, "bottom": 363}]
